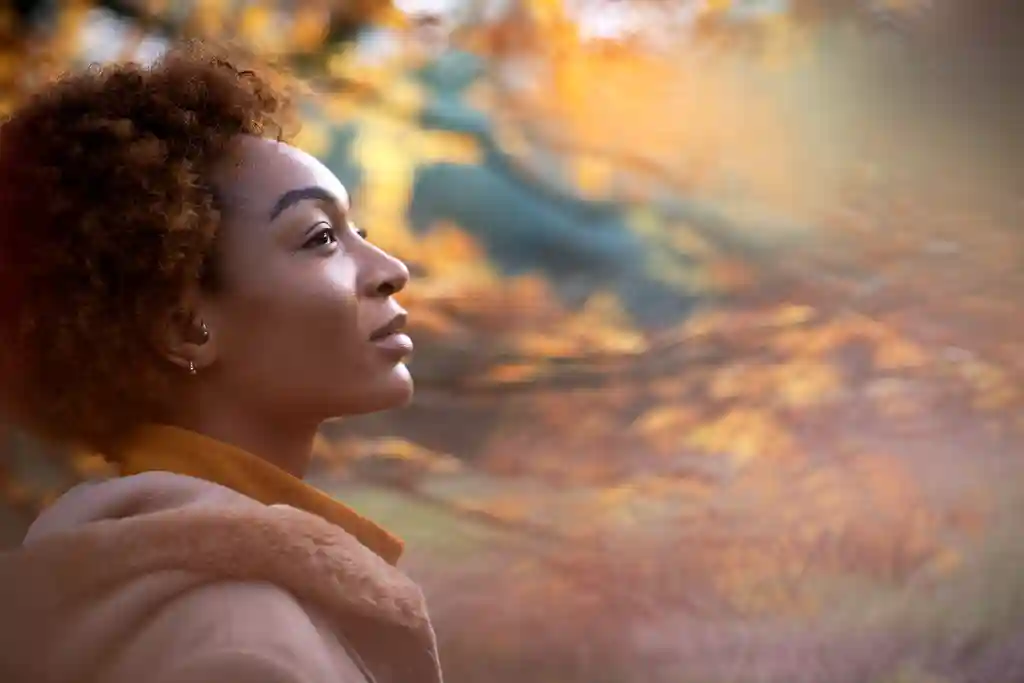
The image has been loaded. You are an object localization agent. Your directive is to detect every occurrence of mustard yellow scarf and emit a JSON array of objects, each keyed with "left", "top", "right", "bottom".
[{"left": 114, "top": 424, "right": 403, "bottom": 565}]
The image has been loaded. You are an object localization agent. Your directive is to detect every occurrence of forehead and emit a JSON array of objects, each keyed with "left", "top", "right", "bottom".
[{"left": 212, "top": 137, "right": 349, "bottom": 217}]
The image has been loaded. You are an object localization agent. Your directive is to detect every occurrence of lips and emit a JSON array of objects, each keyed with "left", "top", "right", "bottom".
[
  {"left": 370, "top": 312, "right": 414, "bottom": 358},
  {"left": 370, "top": 312, "right": 408, "bottom": 341}
]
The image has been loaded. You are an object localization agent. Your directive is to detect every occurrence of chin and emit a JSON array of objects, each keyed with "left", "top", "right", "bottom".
[
  {"left": 341, "top": 363, "right": 414, "bottom": 416},
  {"left": 382, "top": 364, "right": 415, "bottom": 408}
]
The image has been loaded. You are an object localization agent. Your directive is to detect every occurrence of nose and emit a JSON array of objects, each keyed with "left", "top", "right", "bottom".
[{"left": 363, "top": 246, "right": 410, "bottom": 298}]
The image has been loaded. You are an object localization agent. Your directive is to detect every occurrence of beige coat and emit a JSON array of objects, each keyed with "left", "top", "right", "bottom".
[{"left": 0, "top": 471, "right": 443, "bottom": 683}]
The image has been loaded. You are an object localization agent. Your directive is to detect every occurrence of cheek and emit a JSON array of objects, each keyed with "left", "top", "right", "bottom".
[{"left": 221, "top": 261, "right": 363, "bottom": 371}]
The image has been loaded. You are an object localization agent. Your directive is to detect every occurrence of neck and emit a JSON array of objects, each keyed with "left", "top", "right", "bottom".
[{"left": 165, "top": 399, "right": 319, "bottom": 478}]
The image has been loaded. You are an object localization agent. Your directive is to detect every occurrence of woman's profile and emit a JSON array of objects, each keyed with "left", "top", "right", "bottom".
[{"left": 0, "top": 41, "right": 441, "bottom": 683}]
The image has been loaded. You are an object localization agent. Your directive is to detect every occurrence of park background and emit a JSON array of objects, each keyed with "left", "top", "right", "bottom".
[{"left": 2, "top": 1, "right": 1024, "bottom": 681}]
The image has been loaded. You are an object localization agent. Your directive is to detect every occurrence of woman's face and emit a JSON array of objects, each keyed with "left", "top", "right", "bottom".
[{"left": 195, "top": 137, "right": 412, "bottom": 424}]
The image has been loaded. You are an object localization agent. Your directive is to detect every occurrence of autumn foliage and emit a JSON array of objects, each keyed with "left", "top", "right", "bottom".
[{"left": 3, "top": 2, "right": 1024, "bottom": 682}]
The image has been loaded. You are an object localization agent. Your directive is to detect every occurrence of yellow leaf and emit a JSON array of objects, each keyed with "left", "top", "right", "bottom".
[
  {"left": 633, "top": 405, "right": 700, "bottom": 454},
  {"left": 633, "top": 405, "right": 698, "bottom": 436},
  {"left": 703, "top": 0, "right": 733, "bottom": 12},
  {"left": 327, "top": 49, "right": 360, "bottom": 78},
  {"left": 492, "top": 118, "right": 532, "bottom": 159},
  {"left": 597, "top": 484, "right": 636, "bottom": 508},
  {"left": 417, "top": 130, "right": 483, "bottom": 166},
  {"left": 506, "top": 275, "right": 557, "bottom": 309},
  {"left": 238, "top": 5, "right": 273, "bottom": 45},
  {"left": 363, "top": 438, "right": 462, "bottom": 473},
  {"left": 415, "top": 223, "right": 500, "bottom": 289},
  {"left": 709, "top": 364, "right": 770, "bottom": 401},
  {"left": 874, "top": 338, "right": 930, "bottom": 370},
  {"left": 513, "top": 331, "right": 585, "bottom": 358},
  {"left": 770, "top": 304, "right": 816, "bottom": 327},
  {"left": 351, "top": 119, "right": 419, "bottom": 256},
  {"left": 383, "top": 78, "right": 425, "bottom": 119},
  {"left": 571, "top": 153, "right": 615, "bottom": 196},
  {"left": 292, "top": 121, "right": 332, "bottom": 158},
  {"left": 290, "top": 6, "right": 330, "bottom": 52},
  {"left": 190, "top": 0, "right": 228, "bottom": 36},
  {"left": 483, "top": 363, "right": 544, "bottom": 383},
  {"left": 685, "top": 408, "right": 797, "bottom": 468},
  {"left": 774, "top": 359, "right": 842, "bottom": 409}
]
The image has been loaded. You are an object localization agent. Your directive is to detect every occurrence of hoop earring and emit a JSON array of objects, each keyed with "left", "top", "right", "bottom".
[{"left": 188, "top": 360, "right": 196, "bottom": 375}]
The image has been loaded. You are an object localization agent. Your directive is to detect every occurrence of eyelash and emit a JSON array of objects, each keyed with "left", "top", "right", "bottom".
[
  {"left": 302, "top": 223, "right": 337, "bottom": 250},
  {"left": 301, "top": 222, "right": 367, "bottom": 250}
]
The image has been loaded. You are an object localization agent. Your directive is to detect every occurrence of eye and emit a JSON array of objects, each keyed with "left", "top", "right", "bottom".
[{"left": 302, "top": 222, "right": 337, "bottom": 250}]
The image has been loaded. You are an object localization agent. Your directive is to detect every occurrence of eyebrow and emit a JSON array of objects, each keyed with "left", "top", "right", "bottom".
[{"left": 268, "top": 186, "right": 344, "bottom": 221}]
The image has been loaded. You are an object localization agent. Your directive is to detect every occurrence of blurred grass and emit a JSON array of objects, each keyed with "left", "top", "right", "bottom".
[
  {"left": 323, "top": 481, "right": 536, "bottom": 561},
  {"left": 317, "top": 458, "right": 1024, "bottom": 683}
]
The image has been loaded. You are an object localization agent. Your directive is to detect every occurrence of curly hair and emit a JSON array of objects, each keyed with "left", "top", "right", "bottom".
[{"left": 0, "top": 41, "right": 295, "bottom": 451}]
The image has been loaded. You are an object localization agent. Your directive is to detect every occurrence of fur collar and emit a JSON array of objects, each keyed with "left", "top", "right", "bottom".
[
  {"left": 0, "top": 480, "right": 440, "bottom": 682},
  {"left": 10, "top": 503, "right": 431, "bottom": 629},
  {"left": 114, "top": 424, "right": 405, "bottom": 564}
]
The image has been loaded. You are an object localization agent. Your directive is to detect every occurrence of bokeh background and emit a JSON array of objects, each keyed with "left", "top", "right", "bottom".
[{"left": 2, "top": 1, "right": 1024, "bottom": 682}]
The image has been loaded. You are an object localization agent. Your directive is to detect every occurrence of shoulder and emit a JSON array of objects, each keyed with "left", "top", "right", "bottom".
[
  {"left": 11, "top": 473, "right": 437, "bottom": 682},
  {"left": 25, "top": 471, "right": 256, "bottom": 543},
  {"left": 102, "top": 579, "right": 371, "bottom": 683}
]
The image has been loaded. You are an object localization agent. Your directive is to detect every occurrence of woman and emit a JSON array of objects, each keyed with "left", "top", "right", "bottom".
[{"left": 0, "top": 42, "right": 441, "bottom": 683}]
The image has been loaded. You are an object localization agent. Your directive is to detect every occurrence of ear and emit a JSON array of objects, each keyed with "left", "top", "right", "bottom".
[{"left": 156, "top": 298, "right": 219, "bottom": 375}]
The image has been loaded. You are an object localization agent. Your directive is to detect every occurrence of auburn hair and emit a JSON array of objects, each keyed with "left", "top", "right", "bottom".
[{"left": 0, "top": 41, "right": 294, "bottom": 451}]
